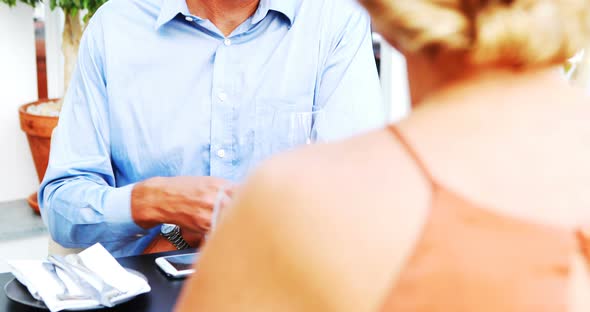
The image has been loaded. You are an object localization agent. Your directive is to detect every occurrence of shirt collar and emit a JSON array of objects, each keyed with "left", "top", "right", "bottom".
[
  {"left": 252, "top": 0, "right": 299, "bottom": 26},
  {"left": 155, "top": 0, "right": 193, "bottom": 30},
  {"left": 155, "top": 0, "right": 299, "bottom": 30}
]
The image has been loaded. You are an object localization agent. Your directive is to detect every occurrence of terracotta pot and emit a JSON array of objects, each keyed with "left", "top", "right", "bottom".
[{"left": 19, "top": 98, "right": 60, "bottom": 214}]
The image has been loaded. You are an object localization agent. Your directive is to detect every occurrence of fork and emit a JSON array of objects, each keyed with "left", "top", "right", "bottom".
[
  {"left": 42, "top": 262, "right": 92, "bottom": 301},
  {"left": 64, "top": 254, "right": 125, "bottom": 304}
]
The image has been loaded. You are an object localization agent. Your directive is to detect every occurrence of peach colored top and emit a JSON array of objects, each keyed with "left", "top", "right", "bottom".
[{"left": 381, "top": 126, "right": 588, "bottom": 311}]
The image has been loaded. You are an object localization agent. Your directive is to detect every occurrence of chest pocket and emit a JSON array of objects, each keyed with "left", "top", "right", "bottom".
[{"left": 252, "top": 93, "right": 315, "bottom": 159}]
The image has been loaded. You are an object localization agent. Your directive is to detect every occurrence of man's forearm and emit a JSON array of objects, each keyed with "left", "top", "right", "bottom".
[{"left": 130, "top": 176, "right": 234, "bottom": 234}]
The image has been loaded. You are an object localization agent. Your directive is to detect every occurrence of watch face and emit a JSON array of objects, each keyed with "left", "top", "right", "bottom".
[{"left": 161, "top": 223, "right": 177, "bottom": 235}]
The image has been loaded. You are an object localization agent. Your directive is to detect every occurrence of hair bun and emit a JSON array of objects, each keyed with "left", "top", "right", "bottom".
[
  {"left": 364, "top": 0, "right": 590, "bottom": 67},
  {"left": 472, "top": 1, "right": 589, "bottom": 66}
]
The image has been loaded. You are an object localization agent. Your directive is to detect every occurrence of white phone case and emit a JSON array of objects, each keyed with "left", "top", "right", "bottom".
[{"left": 155, "top": 254, "right": 196, "bottom": 278}]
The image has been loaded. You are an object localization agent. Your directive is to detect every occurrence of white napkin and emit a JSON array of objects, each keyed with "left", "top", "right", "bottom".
[{"left": 7, "top": 243, "right": 151, "bottom": 312}]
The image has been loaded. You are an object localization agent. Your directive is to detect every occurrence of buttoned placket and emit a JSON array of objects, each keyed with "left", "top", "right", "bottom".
[{"left": 209, "top": 38, "right": 235, "bottom": 178}]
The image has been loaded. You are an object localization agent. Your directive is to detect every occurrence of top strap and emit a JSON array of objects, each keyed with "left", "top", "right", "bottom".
[
  {"left": 576, "top": 228, "right": 590, "bottom": 266},
  {"left": 388, "top": 125, "right": 437, "bottom": 186}
]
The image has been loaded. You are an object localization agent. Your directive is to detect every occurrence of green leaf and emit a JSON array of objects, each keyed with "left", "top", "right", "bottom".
[
  {"left": 1, "top": 0, "right": 108, "bottom": 31},
  {"left": 0, "top": 0, "right": 41, "bottom": 7}
]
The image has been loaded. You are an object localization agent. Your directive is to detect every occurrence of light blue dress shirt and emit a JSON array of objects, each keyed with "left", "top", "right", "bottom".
[{"left": 39, "top": 0, "right": 384, "bottom": 257}]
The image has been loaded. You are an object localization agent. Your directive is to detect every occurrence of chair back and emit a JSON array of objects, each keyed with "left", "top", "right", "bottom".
[{"left": 48, "top": 237, "right": 83, "bottom": 256}]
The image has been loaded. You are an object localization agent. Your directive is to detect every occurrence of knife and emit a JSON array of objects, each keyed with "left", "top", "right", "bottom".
[
  {"left": 42, "top": 262, "right": 92, "bottom": 301},
  {"left": 47, "top": 255, "right": 115, "bottom": 307}
]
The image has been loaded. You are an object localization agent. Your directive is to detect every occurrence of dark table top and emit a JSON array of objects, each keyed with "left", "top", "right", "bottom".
[{"left": 0, "top": 249, "right": 196, "bottom": 312}]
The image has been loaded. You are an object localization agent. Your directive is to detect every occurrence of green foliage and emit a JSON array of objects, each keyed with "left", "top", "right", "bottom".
[
  {"left": 0, "top": 0, "right": 41, "bottom": 7},
  {"left": 1, "top": 0, "right": 107, "bottom": 21},
  {"left": 49, "top": 0, "right": 106, "bottom": 20}
]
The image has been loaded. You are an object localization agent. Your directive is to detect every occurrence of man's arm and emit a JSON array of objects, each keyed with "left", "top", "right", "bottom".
[
  {"left": 38, "top": 14, "right": 152, "bottom": 252},
  {"left": 314, "top": 1, "right": 386, "bottom": 141}
]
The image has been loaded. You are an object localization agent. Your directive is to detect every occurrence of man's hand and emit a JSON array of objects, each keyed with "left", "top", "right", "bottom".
[{"left": 131, "top": 176, "right": 234, "bottom": 234}]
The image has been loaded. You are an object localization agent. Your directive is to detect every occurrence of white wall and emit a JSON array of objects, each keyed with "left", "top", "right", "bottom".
[
  {"left": 0, "top": 4, "right": 40, "bottom": 201},
  {"left": 378, "top": 40, "right": 411, "bottom": 122},
  {"left": 45, "top": 5, "right": 64, "bottom": 98}
]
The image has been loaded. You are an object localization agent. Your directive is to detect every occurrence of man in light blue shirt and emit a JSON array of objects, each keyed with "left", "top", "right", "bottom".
[{"left": 39, "top": 0, "right": 384, "bottom": 257}]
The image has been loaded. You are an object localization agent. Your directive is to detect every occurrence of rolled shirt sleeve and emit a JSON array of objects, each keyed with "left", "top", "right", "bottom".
[{"left": 38, "top": 13, "right": 155, "bottom": 257}]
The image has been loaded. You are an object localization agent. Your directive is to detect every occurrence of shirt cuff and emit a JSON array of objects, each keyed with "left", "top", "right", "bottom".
[{"left": 103, "top": 183, "right": 149, "bottom": 236}]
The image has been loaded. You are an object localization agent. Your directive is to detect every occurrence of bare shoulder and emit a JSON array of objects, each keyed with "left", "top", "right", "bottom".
[
  {"left": 234, "top": 128, "right": 432, "bottom": 311},
  {"left": 178, "top": 128, "right": 432, "bottom": 312},
  {"left": 243, "top": 128, "right": 404, "bottom": 221}
]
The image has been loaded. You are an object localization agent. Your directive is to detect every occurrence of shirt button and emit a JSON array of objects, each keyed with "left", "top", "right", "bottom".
[
  {"left": 218, "top": 92, "right": 228, "bottom": 102},
  {"left": 185, "top": 16, "right": 194, "bottom": 22},
  {"left": 224, "top": 38, "right": 232, "bottom": 46},
  {"left": 216, "top": 149, "right": 226, "bottom": 158}
]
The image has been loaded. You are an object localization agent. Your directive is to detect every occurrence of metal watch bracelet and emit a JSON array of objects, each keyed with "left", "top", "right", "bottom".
[{"left": 162, "top": 225, "right": 191, "bottom": 250}]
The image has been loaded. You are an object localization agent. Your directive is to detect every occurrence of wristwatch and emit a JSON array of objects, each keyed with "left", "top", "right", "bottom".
[{"left": 160, "top": 223, "right": 191, "bottom": 250}]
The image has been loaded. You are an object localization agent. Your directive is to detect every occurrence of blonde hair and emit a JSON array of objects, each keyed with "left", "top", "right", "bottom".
[{"left": 361, "top": 0, "right": 590, "bottom": 67}]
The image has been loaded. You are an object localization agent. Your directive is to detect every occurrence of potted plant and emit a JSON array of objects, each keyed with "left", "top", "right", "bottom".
[{"left": 2, "top": 0, "right": 107, "bottom": 213}]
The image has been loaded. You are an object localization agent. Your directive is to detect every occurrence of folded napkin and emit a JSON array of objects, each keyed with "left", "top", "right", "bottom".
[{"left": 7, "top": 243, "right": 151, "bottom": 312}]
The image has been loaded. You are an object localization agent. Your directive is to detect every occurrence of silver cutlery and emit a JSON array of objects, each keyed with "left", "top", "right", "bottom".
[
  {"left": 47, "top": 254, "right": 115, "bottom": 307},
  {"left": 65, "top": 254, "right": 124, "bottom": 303},
  {"left": 42, "top": 262, "right": 92, "bottom": 301}
]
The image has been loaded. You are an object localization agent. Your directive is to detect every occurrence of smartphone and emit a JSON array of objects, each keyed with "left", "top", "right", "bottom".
[{"left": 155, "top": 252, "right": 199, "bottom": 278}]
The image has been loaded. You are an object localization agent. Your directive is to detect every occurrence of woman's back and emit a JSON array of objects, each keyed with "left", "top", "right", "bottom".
[
  {"left": 294, "top": 70, "right": 590, "bottom": 311},
  {"left": 295, "top": 69, "right": 590, "bottom": 311},
  {"left": 383, "top": 119, "right": 586, "bottom": 312}
]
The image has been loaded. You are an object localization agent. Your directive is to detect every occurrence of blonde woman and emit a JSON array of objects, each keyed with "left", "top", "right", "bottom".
[{"left": 176, "top": 0, "right": 590, "bottom": 311}]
